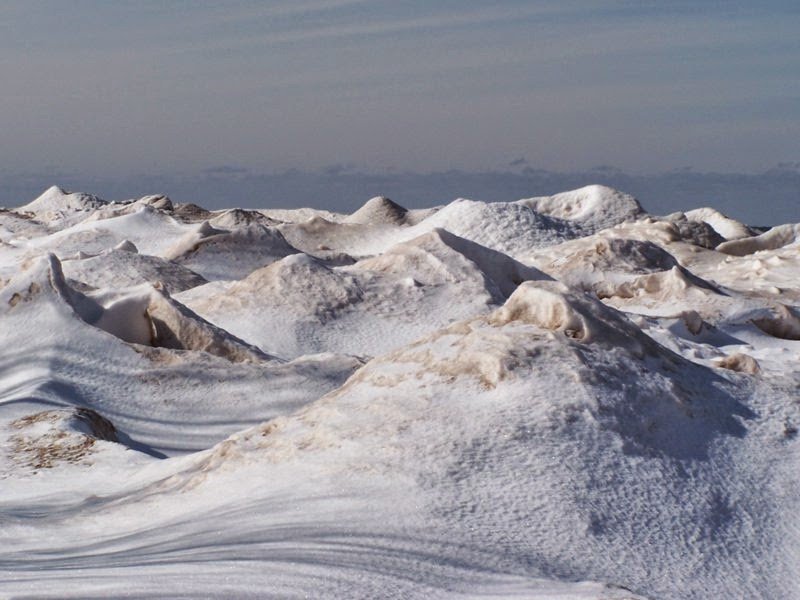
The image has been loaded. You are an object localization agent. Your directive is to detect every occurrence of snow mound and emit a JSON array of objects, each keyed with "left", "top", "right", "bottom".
[
  {"left": 598, "top": 266, "right": 723, "bottom": 305},
  {"left": 236, "top": 279, "right": 745, "bottom": 461},
  {"left": 665, "top": 213, "right": 726, "bottom": 248},
  {"left": 16, "top": 185, "right": 107, "bottom": 222},
  {"left": 171, "top": 201, "right": 213, "bottom": 223},
  {"left": 356, "top": 228, "right": 549, "bottom": 300},
  {"left": 165, "top": 223, "right": 299, "bottom": 280},
  {"left": 44, "top": 255, "right": 272, "bottom": 362},
  {"left": 717, "top": 223, "right": 800, "bottom": 256},
  {"left": 224, "top": 253, "right": 363, "bottom": 318},
  {"left": 179, "top": 238, "right": 538, "bottom": 359},
  {"left": 488, "top": 280, "right": 652, "bottom": 349},
  {"left": 62, "top": 248, "right": 207, "bottom": 294},
  {"left": 25, "top": 203, "right": 190, "bottom": 257},
  {"left": 276, "top": 215, "right": 370, "bottom": 256},
  {"left": 518, "top": 185, "right": 644, "bottom": 232},
  {"left": 0, "top": 256, "right": 360, "bottom": 456},
  {"left": 79, "top": 194, "right": 175, "bottom": 223},
  {"left": 684, "top": 207, "right": 755, "bottom": 241},
  {"left": 540, "top": 238, "right": 679, "bottom": 291},
  {"left": 344, "top": 196, "right": 408, "bottom": 225},
  {"left": 135, "top": 194, "right": 173, "bottom": 211},
  {"left": 209, "top": 208, "right": 278, "bottom": 229},
  {"left": 192, "top": 277, "right": 759, "bottom": 597},
  {"left": 411, "top": 198, "right": 572, "bottom": 258},
  {"left": 260, "top": 206, "right": 347, "bottom": 224}
]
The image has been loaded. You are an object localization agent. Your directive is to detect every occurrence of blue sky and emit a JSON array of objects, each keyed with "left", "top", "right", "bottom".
[{"left": 1, "top": 1, "right": 798, "bottom": 219}]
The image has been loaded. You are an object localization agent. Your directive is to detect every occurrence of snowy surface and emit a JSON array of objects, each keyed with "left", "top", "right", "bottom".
[{"left": 0, "top": 186, "right": 798, "bottom": 598}]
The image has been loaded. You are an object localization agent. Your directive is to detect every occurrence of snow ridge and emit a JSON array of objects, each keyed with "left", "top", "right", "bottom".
[{"left": 1, "top": 184, "right": 799, "bottom": 599}]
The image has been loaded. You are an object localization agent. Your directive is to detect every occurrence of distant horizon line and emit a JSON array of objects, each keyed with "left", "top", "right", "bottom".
[
  {"left": 6, "top": 161, "right": 800, "bottom": 181},
  {"left": 3, "top": 163, "right": 798, "bottom": 226}
]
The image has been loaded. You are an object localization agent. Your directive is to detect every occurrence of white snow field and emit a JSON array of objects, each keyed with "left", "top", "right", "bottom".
[{"left": 0, "top": 184, "right": 798, "bottom": 599}]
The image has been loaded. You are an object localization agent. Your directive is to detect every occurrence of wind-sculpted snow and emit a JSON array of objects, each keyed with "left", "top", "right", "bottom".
[
  {"left": 177, "top": 229, "right": 550, "bottom": 359},
  {"left": 717, "top": 222, "right": 800, "bottom": 256},
  {"left": 683, "top": 207, "right": 756, "bottom": 241},
  {"left": 165, "top": 222, "right": 300, "bottom": 280},
  {"left": 16, "top": 185, "right": 108, "bottom": 227},
  {"left": 61, "top": 244, "right": 208, "bottom": 294},
  {"left": 0, "top": 185, "right": 799, "bottom": 599},
  {"left": 517, "top": 184, "right": 644, "bottom": 233}
]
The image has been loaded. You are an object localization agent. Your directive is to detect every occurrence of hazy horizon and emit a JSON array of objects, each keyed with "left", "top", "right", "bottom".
[
  {"left": 3, "top": 162, "right": 798, "bottom": 226},
  {"left": 2, "top": 1, "right": 798, "bottom": 223}
]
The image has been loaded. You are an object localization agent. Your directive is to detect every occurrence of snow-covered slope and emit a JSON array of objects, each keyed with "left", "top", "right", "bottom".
[
  {"left": 176, "top": 228, "right": 549, "bottom": 358},
  {"left": 15, "top": 185, "right": 107, "bottom": 227},
  {"left": 1, "top": 185, "right": 798, "bottom": 599},
  {"left": 164, "top": 222, "right": 299, "bottom": 280},
  {"left": 518, "top": 184, "right": 643, "bottom": 232}
]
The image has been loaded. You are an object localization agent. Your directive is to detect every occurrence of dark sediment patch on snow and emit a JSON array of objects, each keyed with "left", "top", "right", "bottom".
[
  {"left": 209, "top": 208, "right": 280, "bottom": 229},
  {"left": 171, "top": 202, "right": 213, "bottom": 223},
  {"left": 751, "top": 304, "right": 800, "bottom": 340}
]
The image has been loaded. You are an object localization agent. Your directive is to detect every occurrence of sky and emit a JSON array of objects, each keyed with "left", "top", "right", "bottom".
[{"left": 1, "top": 1, "right": 798, "bottom": 221}]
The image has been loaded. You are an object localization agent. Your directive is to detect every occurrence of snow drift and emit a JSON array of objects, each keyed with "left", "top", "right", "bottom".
[{"left": 1, "top": 184, "right": 799, "bottom": 599}]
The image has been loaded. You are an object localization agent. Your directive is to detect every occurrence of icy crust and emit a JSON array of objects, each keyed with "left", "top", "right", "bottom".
[
  {"left": 0, "top": 209, "right": 51, "bottom": 239},
  {"left": 595, "top": 266, "right": 727, "bottom": 318},
  {"left": 663, "top": 212, "right": 726, "bottom": 249},
  {"left": 490, "top": 280, "right": 625, "bottom": 343},
  {"left": 79, "top": 194, "right": 175, "bottom": 223}
]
